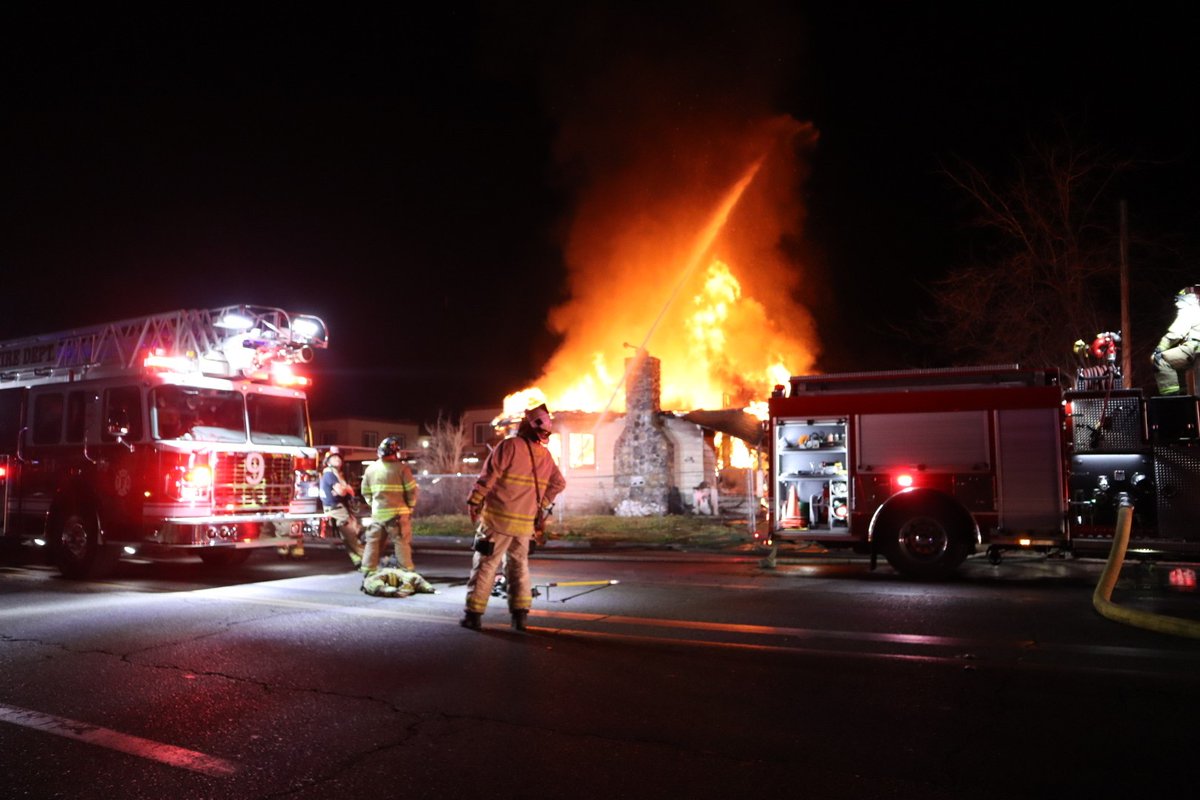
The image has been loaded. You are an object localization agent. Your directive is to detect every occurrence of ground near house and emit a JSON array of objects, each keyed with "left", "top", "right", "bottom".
[{"left": 413, "top": 514, "right": 759, "bottom": 549}]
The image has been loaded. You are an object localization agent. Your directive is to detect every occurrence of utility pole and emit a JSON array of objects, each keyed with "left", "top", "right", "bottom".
[{"left": 1120, "top": 200, "right": 1132, "bottom": 385}]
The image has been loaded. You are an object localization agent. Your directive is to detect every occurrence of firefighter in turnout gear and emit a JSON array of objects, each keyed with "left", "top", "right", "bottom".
[
  {"left": 461, "top": 404, "right": 565, "bottom": 631},
  {"left": 1153, "top": 285, "right": 1200, "bottom": 394},
  {"left": 361, "top": 567, "right": 436, "bottom": 597},
  {"left": 360, "top": 437, "right": 419, "bottom": 573},
  {"left": 321, "top": 448, "right": 364, "bottom": 568}
]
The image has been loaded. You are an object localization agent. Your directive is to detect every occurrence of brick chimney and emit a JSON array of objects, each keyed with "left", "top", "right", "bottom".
[{"left": 613, "top": 350, "right": 675, "bottom": 516}]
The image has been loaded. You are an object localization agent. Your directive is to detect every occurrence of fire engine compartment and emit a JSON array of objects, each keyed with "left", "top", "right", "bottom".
[{"left": 775, "top": 418, "right": 848, "bottom": 532}]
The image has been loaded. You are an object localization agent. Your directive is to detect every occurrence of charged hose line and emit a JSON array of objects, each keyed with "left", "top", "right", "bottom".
[{"left": 1093, "top": 504, "right": 1200, "bottom": 639}]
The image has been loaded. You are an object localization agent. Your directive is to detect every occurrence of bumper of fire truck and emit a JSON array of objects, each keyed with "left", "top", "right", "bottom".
[{"left": 144, "top": 503, "right": 326, "bottom": 549}]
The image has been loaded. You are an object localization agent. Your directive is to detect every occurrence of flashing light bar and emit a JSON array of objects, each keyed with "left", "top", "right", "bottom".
[
  {"left": 215, "top": 312, "right": 255, "bottom": 330},
  {"left": 895, "top": 473, "right": 914, "bottom": 488},
  {"left": 270, "top": 362, "right": 310, "bottom": 387},
  {"left": 144, "top": 348, "right": 195, "bottom": 372},
  {"left": 292, "top": 316, "right": 324, "bottom": 340}
]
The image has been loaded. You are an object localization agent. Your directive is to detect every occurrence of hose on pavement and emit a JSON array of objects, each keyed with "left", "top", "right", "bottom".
[{"left": 1093, "top": 502, "right": 1200, "bottom": 639}]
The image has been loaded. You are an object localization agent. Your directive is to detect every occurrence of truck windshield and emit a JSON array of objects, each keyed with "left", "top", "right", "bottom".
[
  {"left": 247, "top": 394, "right": 309, "bottom": 446},
  {"left": 151, "top": 386, "right": 246, "bottom": 443}
]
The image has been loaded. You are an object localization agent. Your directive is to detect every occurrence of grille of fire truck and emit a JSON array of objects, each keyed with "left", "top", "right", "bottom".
[{"left": 212, "top": 453, "right": 294, "bottom": 511}]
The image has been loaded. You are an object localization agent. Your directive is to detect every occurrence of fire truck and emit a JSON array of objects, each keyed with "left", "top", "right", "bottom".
[
  {"left": 766, "top": 364, "right": 1200, "bottom": 578},
  {"left": 0, "top": 305, "right": 328, "bottom": 578}
]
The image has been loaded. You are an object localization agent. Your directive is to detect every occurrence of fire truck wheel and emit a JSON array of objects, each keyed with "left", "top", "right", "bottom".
[
  {"left": 883, "top": 511, "right": 969, "bottom": 580},
  {"left": 197, "top": 549, "right": 253, "bottom": 567},
  {"left": 52, "top": 510, "right": 117, "bottom": 580}
]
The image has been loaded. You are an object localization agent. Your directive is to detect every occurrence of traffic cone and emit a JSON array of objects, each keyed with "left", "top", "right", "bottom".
[{"left": 781, "top": 484, "right": 806, "bottom": 529}]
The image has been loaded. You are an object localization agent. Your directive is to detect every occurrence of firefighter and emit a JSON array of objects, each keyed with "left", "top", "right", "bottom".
[
  {"left": 461, "top": 404, "right": 565, "bottom": 631},
  {"left": 361, "top": 566, "right": 436, "bottom": 597},
  {"left": 1153, "top": 285, "right": 1200, "bottom": 394},
  {"left": 360, "top": 436, "right": 419, "bottom": 573},
  {"left": 321, "top": 448, "right": 364, "bottom": 568}
]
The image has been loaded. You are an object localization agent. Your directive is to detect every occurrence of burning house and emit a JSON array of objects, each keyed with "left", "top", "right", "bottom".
[
  {"left": 495, "top": 116, "right": 822, "bottom": 516},
  {"left": 497, "top": 350, "right": 766, "bottom": 518}
]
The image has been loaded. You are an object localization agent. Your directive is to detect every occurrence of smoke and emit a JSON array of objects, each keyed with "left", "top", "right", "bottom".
[{"left": 491, "top": 3, "right": 822, "bottom": 411}]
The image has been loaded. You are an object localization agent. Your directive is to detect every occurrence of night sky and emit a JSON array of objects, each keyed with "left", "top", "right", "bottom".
[{"left": 3, "top": 3, "right": 1197, "bottom": 424}]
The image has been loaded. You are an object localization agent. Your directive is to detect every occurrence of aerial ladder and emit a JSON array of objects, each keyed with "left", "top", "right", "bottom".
[{"left": 0, "top": 305, "right": 328, "bottom": 388}]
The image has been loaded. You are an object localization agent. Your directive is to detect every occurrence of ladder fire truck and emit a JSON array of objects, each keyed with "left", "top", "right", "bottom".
[
  {"left": 766, "top": 363, "right": 1200, "bottom": 578},
  {"left": 0, "top": 305, "right": 329, "bottom": 578}
]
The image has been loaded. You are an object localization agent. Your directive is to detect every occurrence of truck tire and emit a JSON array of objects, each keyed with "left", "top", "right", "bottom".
[
  {"left": 883, "top": 509, "right": 969, "bottom": 580},
  {"left": 197, "top": 549, "right": 252, "bottom": 567},
  {"left": 52, "top": 510, "right": 118, "bottom": 580}
]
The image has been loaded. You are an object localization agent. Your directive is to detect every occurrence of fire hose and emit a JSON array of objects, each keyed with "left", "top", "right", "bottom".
[{"left": 1093, "top": 499, "right": 1200, "bottom": 639}]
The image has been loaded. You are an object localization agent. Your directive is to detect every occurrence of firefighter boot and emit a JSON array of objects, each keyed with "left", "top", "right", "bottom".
[
  {"left": 511, "top": 610, "right": 528, "bottom": 632},
  {"left": 460, "top": 611, "right": 483, "bottom": 631}
]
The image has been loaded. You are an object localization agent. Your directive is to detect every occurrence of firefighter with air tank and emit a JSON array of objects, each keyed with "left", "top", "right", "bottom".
[{"left": 461, "top": 404, "right": 565, "bottom": 631}]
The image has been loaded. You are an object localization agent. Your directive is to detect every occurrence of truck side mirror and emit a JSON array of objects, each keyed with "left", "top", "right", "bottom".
[{"left": 106, "top": 416, "right": 134, "bottom": 452}]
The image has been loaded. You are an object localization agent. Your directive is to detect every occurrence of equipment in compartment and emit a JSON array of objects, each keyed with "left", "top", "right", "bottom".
[{"left": 774, "top": 418, "right": 848, "bottom": 533}]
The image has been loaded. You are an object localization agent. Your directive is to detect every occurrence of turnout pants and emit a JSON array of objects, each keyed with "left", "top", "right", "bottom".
[
  {"left": 327, "top": 506, "right": 363, "bottom": 560},
  {"left": 362, "top": 515, "right": 413, "bottom": 572},
  {"left": 1155, "top": 343, "right": 1199, "bottom": 394},
  {"left": 464, "top": 531, "right": 532, "bottom": 615}
]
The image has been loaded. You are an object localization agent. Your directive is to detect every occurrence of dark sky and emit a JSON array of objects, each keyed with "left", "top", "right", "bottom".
[{"left": 3, "top": 3, "right": 1197, "bottom": 424}]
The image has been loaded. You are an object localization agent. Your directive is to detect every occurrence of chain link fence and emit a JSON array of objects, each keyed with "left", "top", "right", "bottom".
[
  {"left": 409, "top": 471, "right": 758, "bottom": 522},
  {"left": 412, "top": 474, "right": 478, "bottom": 517}
]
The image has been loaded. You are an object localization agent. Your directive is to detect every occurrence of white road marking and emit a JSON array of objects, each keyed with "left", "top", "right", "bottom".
[{"left": 0, "top": 702, "right": 237, "bottom": 776}]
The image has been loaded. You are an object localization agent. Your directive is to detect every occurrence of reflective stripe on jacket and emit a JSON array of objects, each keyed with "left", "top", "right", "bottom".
[
  {"left": 468, "top": 435, "right": 565, "bottom": 537},
  {"left": 361, "top": 459, "right": 418, "bottom": 523}
]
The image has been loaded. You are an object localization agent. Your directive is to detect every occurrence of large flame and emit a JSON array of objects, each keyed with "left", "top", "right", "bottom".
[{"left": 505, "top": 116, "right": 819, "bottom": 417}]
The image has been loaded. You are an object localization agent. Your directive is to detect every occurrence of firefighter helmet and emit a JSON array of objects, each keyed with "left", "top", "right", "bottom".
[
  {"left": 1176, "top": 286, "right": 1200, "bottom": 306},
  {"left": 523, "top": 404, "right": 553, "bottom": 444},
  {"left": 323, "top": 446, "right": 342, "bottom": 467},
  {"left": 377, "top": 437, "right": 403, "bottom": 460}
]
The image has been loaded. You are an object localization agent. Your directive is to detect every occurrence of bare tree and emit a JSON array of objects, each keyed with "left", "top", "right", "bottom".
[
  {"left": 930, "top": 134, "right": 1133, "bottom": 375},
  {"left": 420, "top": 412, "right": 469, "bottom": 474}
]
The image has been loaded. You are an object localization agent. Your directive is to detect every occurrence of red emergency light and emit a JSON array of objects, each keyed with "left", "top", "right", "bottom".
[
  {"left": 895, "top": 473, "right": 914, "bottom": 488},
  {"left": 270, "top": 362, "right": 310, "bottom": 387},
  {"left": 187, "top": 464, "right": 213, "bottom": 488},
  {"left": 143, "top": 348, "right": 194, "bottom": 372}
]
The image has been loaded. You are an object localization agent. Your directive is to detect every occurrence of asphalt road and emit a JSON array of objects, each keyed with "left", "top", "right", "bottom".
[{"left": 1, "top": 543, "right": 1198, "bottom": 799}]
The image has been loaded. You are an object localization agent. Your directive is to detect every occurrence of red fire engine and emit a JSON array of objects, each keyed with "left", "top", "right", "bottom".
[
  {"left": 0, "top": 305, "right": 328, "bottom": 578},
  {"left": 767, "top": 364, "right": 1200, "bottom": 578}
]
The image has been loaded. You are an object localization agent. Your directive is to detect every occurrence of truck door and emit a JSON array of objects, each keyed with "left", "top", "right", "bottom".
[
  {"left": 17, "top": 389, "right": 66, "bottom": 535},
  {"left": 0, "top": 389, "right": 25, "bottom": 536},
  {"left": 95, "top": 385, "right": 144, "bottom": 538}
]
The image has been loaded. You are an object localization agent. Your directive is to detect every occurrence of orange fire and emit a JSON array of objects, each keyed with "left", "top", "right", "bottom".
[{"left": 505, "top": 116, "right": 819, "bottom": 418}]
